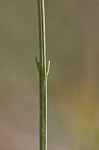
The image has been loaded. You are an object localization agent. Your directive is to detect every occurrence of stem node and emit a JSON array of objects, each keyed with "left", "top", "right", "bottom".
[
  {"left": 46, "top": 60, "right": 50, "bottom": 77},
  {"left": 35, "top": 56, "right": 40, "bottom": 72}
]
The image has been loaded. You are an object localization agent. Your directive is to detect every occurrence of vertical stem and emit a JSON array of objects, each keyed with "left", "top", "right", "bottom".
[
  {"left": 38, "top": 0, "right": 46, "bottom": 70},
  {"left": 36, "top": 0, "right": 50, "bottom": 150}
]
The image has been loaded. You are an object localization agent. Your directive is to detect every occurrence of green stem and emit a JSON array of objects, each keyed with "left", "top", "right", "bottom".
[{"left": 36, "top": 0, "right": 50, "bottom": 150}]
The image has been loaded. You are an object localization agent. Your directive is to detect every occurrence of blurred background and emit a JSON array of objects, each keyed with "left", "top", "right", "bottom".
[{"left": 0, "top": 0, "right": 99, "bottom": 149}]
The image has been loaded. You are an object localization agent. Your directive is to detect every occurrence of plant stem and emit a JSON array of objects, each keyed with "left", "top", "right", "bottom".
[{"left": 36, "top": 0, "right": 50, "bottom": 150}]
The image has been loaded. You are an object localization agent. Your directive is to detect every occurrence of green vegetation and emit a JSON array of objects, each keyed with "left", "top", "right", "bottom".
[{"left": 36, "top": 0, "right": 50, "bottom": 150}]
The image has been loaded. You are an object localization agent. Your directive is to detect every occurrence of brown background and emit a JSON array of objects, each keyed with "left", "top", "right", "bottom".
[{"left": 0, "top": 0, "right": 99, "bottom": 149}]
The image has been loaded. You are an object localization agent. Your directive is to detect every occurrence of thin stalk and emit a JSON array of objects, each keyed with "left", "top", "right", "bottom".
[{"left": 36, "top": 0, "right": 50, "bottom": 150}]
